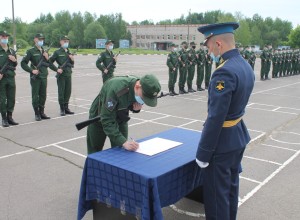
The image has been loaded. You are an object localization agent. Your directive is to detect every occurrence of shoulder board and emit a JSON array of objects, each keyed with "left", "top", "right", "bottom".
[{"left": 116, "top": 87, "right": 130, "bottom": 97}]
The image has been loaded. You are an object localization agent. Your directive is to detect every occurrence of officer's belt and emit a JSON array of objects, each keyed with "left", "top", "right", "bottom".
[{"left": 223, "top": 117, "right": 242, "bottom": 128}]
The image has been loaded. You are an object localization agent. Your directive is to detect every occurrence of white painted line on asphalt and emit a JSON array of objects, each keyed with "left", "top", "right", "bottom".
[
  {"left": 52, "top": 144, "right": 87, "bottom": 158},
  {"left": 169, "top": 205, "right": 205, "bottom": 218},
  {"left": 272, "top": 107, "right": 281, "bottom": 111},
  {"left": 249, "top": 132, "right": 266, "bottom": 143},
  {"left": 240, "top": 176, "right": 262, "bottom": 184},
  {"left": 243, "top": 155, "right": 282, "bottom": 166},
  {"left": 239, "top": 150, "right": 300, "bottom": 206},
  {"left": 261, "top": 143, "right": 297, "bottom": 152},
  {"left": 178, "top": 120, "right": 199, "bottom": 128},
  {"left": 252, "top": 82, "right": 300, "bottom": 95},
  {"left": 270, "top": 135, "right": 300, "bottom": 145}
]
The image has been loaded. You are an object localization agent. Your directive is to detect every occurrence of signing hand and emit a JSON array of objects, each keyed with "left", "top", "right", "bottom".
[{"left": 122, "top": 141, "right": 139, "bottom": 151}]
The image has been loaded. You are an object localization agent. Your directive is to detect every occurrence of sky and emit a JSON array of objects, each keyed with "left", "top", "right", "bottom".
[{"left": 1, "top": 0, "right": 299, "bottom": 28}]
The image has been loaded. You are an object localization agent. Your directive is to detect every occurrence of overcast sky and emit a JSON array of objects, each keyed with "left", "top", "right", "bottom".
[{"left": 1, "top": 0, "right": 298, "bottom": 28}]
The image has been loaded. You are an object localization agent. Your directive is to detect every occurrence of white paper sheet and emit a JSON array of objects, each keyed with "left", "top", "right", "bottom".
[{"left": 135, "top": 137, "right": 182, "bottom": 156}]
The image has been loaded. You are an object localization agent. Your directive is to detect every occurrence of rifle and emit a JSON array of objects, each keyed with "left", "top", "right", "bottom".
[
  {"left": 31, "top": 43, "right": 52, "bottom": 80},
  {"left": 172, "top": 53, "right": 183, "bottom": 72},
  {"left": 75, "top": 91, "right": 170, "bottom": 131},
  {"left": 104, "top": 51, "right": 121, "bottom": 73},
  {"left": 0, "top": 46, "right": 19, "bottom": 76},
  {"left": 55, "top": 46, "right": 79, "bottom": 78}
]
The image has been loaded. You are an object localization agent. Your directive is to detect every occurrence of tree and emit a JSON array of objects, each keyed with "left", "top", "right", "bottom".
[
  {"left": 250, "top": 25, "right": 263, "bottom": 47},
  {"left": 71, "top": 12, "right": 85, "bottom": 48},
  {"left": 235, "top": 20, "right": 251, "bottom": 46},
  {"left": 288, "top": 26, "right": 300, "bottom": 48},
  {"left": 84, "top": 22, "right": 106, "bottom": 48},
  {"left": 217, "top": 12, "right": 236, "bottom": 23}
]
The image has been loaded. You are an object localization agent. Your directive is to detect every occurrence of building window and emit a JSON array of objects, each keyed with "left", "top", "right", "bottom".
[
  {"left": 157, "top": 35, "right": 160, "bottom": 39},
  {"left": 180, "top": 34, "right": 182, "bottom": 40},
  {"left": 162, "top": 35, "right": 165, "bottom": 40},
  {"left": 193, "top": 35, "right": 196, "bottom": 40},
  {"left": 136, "top": 35, "right": 140, "bottom": 39},
  {"left": 173, "top": 35, "right": 176, "bottom": 40},
  {"left": 167, "top": 35, "right": 170, "bottom": 40}
]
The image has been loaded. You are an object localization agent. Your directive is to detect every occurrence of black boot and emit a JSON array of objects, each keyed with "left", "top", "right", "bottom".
[
  {"left": 40, "top": 107, "right": 50, "bottom": 120},
  {"left": 188, "top": 87, "right": 196, "bottom": 93},
  {"left": 7, "top": 112, "right": 19, "bottom": 125},
  {"left": 64, "top": 103, "right": 74, "bottom": 115},
  {"left": 169, "top": 90, "right": 175, "bottom": 96},
  {"left": 1, "top": 113, "right": 9, "bottom": 127},
  {"left": 172, "top": 90, "right": 178, "bottom": 95},
  {"left": 60, "top": 104, "right": 66, "bottom": 116},
  {"left": 34, "top": 108, "right": 41, "bottom": 121},
  {"left": 182, "top": 88, "right": 188, "bottom": 93},
  {"left": 197, "top": 87, "right": 204, "bottom": 91},
  {"left": 179, "top": 88, "right": 184, "bottom": 94}
]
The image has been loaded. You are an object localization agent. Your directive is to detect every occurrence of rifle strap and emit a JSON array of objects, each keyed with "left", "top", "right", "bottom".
[{"left": 116, "top": 87, "right": 130, "bottom": 97}]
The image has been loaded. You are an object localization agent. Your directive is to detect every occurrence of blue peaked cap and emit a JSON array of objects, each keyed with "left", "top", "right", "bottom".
[{"left": 198, "top": 22, "right": 239, "bottom": 45}]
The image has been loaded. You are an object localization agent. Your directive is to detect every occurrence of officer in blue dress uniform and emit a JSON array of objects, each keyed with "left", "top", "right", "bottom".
[{"left": 195, "top": 22, "right": 255, "bottom": 220}]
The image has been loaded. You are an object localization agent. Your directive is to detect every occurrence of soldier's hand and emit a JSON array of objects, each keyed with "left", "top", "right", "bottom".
[
  {"left": 32, "top": 70, "right": 39, "bottom": 75},
  {"left": 133, "top": 102, "right": 143, "bottom": 111},
  {"left": 57, "top": 69, "right": 63, "bottom": 74},
  {"left": 113, "top": 57, "right": 118, "bottom": 62},
  {"left": 183, "top": 64, "right": 185, "bottom": 67},
  {"left": 8, "top": 55, "right": 17, "bottom": 62},
  {"left": 173, "top": 67, "right": 176, "bottom": 71},
  {"left": 43, "top": 52, "right": 49, "bottom": 60},
  {"left": 178, "top": 57, "right": 181, "bottom": 61},
  {"left": 69, "top": 54, "right": 74, "bottom": 61},
  {"left": 190, "top": 62, "right": 192, "bottom": 65},
  {"left": 104, "top": 69, "right": 108, "bottom": 74},
  {"left": 122, "top": 141, "right": 139, "bottom": 151},
  {"left": 0, "top": 74, "right": 3, "bottom": 80}
]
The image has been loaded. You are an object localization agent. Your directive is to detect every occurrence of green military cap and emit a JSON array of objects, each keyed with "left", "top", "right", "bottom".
[
  {"left": 34, "top": 33, "right": 45, "bottom": 39},
  {"left": 0, "top": 30, "right": 11, "bottom": 36},
  {"left": 190, "top": 41, "right": 196, "bottom": 45},
  {"left": 140, "top": 74, "right": 161, "bottom": 107},
  {"left": 181, "top": 41, "right": 187, "bottom": 45},
  {"left": 105, "top": 40, "right": 114, "bottom": 45},
  {"left": 60, "top": 35, "right": 70, "bottom": 40},
  {"left": 169, "top": 43, "right": 177, "bottom": 47}
]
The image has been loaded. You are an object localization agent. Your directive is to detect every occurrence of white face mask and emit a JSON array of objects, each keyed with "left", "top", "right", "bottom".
[
  {"left": 173, "top": 48, "right": 177, "bottom": 52},
  {"left": 108, "top": 45, "right": 113, "bottom": 51}
]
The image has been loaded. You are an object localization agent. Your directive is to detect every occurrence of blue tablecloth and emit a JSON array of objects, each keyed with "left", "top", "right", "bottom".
[{"left": 77, "top": 128, "right": 203, "bottom": 220}]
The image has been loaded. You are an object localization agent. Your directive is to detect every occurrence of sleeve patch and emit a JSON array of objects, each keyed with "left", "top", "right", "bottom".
[
  {"left": 215, "top": 80, "right": 225, "bottom": 92},
  {"left": 105, "top": 98, "right": 117, "bottom": 111}
]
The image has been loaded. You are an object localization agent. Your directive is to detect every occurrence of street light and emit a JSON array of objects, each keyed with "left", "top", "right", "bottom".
[{"left": 12, "top": 0, "right": 16, "bottom": 50}]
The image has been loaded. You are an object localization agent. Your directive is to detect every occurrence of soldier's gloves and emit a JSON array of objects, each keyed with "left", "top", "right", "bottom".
[{"left": 195, "top": 158, "right": 209, "bottom": 168}]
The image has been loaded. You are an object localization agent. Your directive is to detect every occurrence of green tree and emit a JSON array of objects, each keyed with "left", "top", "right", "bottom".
[
  {"left": 250, "top": 25, "right": 263, "bottom": 47},
  {"left": 217, "top": 12, "right": 236, "bottom": 23},
  {"left": 288, "top": 26, "right": 300, "bottom": 48},
  {"left": 235, "top": 20, "right": 251, "bottom": 46},
  {"left": 71, "top": 12, "right": 85, "bottom": 48},
  {"left": 84, "top": 22, "right": 106, "bottom": 48}
]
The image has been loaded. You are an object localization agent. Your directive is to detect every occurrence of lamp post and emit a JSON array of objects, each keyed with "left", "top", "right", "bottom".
[{"left": 12, "top": 0, "right": 16, "bottom": 50}]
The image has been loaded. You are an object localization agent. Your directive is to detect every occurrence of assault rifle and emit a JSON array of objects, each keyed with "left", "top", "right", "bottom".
[
  {"left": 0, "top": 46, "right": 19, "bottom": 76},
  {"left": 55, "top": 46, "right": 79, "bottom": 78},
  {"left": 104, "top": 51, "right": 121, "bottom": 73},
  {"left": 31, "top": 43, "right": 53, "bottom": 80},
  {"left": 172, "top": 53, "right": 183, "bottom": 72},
  {"left": 75, "top": 91, "right": 170, "bottom": 130}
]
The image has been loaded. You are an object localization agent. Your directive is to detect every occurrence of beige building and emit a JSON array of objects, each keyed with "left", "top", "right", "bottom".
[{"left": 127, "top": 24, "right": 206, "bottom": 50}]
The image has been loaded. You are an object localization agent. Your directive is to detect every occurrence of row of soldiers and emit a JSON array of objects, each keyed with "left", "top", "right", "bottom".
[{"left": 166, "top": 41, "right": 213, "bottom": 96}]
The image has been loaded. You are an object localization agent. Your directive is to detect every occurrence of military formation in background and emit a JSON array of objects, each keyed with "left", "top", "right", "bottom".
[{"left": 239, "top": 44, "right": 300, "bottom": 80}]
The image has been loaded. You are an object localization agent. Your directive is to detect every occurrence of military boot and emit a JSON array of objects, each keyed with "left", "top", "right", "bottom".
[
  {"left": 182, "top": 88, "right": 188, "bottom": 93},
  {"left": 188, "top": 87, "right": 196, "bottom": 93},
  {"left": 34, "top": 108, "right": 42, "bottom": 121},
  {"left": 40, "top": 107, "right": 50, "bottom": 120},
  {"left": 64, "top": 103, "right": 74, "bottom": 115},
  {"left": 1, "top": 113, "right": 9, "bottom": 127},
  {"left": 179, "top": 88, "right": 185, "bottom": 94},
  {"left": 7, "top": 112, "right": 19, "bottom": 125},
  {"left": 172, "top": 89, "right": 178, "bottom": 95},
  {"left": 169, "top": 90, "right": 175, "bottom": 96},
  {"left": 60, "top": 104, "right": 66, "bottom": 116}
]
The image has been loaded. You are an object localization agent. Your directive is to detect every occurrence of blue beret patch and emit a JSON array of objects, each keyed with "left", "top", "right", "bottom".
[
  {"left": 215, "top": 80, "right": 225, "bottom": 92},
  {"left": 105, "top": 98, "right": 117, "bottom": 111}
]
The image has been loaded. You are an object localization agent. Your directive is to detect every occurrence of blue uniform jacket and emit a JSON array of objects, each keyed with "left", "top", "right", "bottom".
[{"left": 196, "top": 49, "right": 255, "bottom": 162}]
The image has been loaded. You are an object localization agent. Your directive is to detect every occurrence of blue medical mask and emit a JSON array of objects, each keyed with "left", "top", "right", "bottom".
[
  {"left": 37, "top": 40, "right": 44, "bottom": 47},
  {"left": 108, "top": 45, "right": 113, "bottom": 51},
  {"left": 135, "top": 95, "right": 144, "bottom": 105},
  {"left": 1, "top": 39, "right": 8, "bottom": 44},
  {"left": 62, "top": 42, "right": 69, "bottom": 48},
  {"left": 210, "top": 52, "right": 220, "bottom": 63},
  {"left": 173, "top": 48, "right": 177, "bottom": 52}
]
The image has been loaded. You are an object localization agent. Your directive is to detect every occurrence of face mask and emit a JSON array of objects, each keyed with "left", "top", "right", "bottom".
[
  {"left": 108, "top": 45, "right": 113, "bottom": 51},
  {"left": 210, "top": 52, "right": 220, "bottom": 63},
  {"left": 37, "top": 41, "right": 44, "bottom": 47},
  {"left": 173, "top": 48, "right": 177, "bottom": 52},
  {"left": 62, "top": 42, "right": 69, "bottom": 48},
  {"left": 1, "top": 39, "right": 8, "bottom": 44},
  {"left": 192, "top": 46, "right": 196, "bottom": 49},
  {"left": 135, "top": 95, "right": 144, "bottom": 105}
]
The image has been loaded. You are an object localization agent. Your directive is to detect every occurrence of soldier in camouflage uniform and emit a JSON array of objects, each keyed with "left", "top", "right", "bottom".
[
  {"left": 178, "top": 41, "right": 189, "bottom": 94},
  {"left": 86, "top": 74, "right": 161, "bottom": 154},
  {"left": 49, "top": 35, "right": 75, "bottom": 116},
  {"left": 271, "top": 49, "right": 279, "bottom": 78},
  {"left": 187, "top": 42, "right": 197, "bottom": 92},
  {"left": 21, "top": 33, "right": 51, "bottom": 121},
  {"left": 96, "top": 40, "right": 117, "bottom": 83},
  {"left": 166, "top": 43, "right": 179, "bottom": 96},
  {"left": 196, "top": 42, "right": 206, "bottom": 91},
  {"left": 249, "top": 46, "right": 256, "bottom": 70}
]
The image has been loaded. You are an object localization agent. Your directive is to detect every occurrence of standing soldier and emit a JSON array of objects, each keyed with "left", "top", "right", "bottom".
[
  {"left": 187, "top": 42, "right": 197, "bottom": 92},
  {"left": 278, "top": 49, "right": 283, "bottom": 77},
  {"left": 243, "top": 46, "right": 251, "bottom": 64},
  {"left": 286, "top": 49, "right": 292, "bottom": 76},
  {"left": 266, "top": 44, "right": 272, "bottom": 79},
  {"left": 49, "top": 35, "right": 75, "bottom": 116},
  {"left": 96, "top": 40, "right": 117, "bottom": 83},
  {"left": 249, "top": 46, "right": 256, "bottom": 70},
  {"left": 291, "top": 49, "right": 297, "bottom": 75},
  {"left": 21, "top": 33, "right": 51, "bottom": 121},
  {"left": 272, "top": 49, "right": 279, "bottom": 78},
  {"left": 260, "top": 45, "right": 268, "bottom": 80},
  {"left": 178, "top": 41, "right": 189, "bottom": 94},
  {"left": 204, "top": 48, "right": 212, "bottom": 89},
  {"left": 196, "top": 42, "right": 206, "bottom": 91},
  {"left": 0, "top": 30, "right": 18, "bottom": 127},
  {"left": 166, "top": 43, "right": 179, "bottom": 96}
]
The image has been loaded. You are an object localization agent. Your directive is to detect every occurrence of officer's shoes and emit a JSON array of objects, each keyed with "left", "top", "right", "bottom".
[
  {"left": 35, "top": 114, "right": 42, "bottom": 121},
  {"left": 2, "top": 119, "right": 9, "bottom": 127}
]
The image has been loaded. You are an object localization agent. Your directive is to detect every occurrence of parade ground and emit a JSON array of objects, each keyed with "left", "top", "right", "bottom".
[{"left": 0, "top": 54, "right": 299, "bottom": 220}]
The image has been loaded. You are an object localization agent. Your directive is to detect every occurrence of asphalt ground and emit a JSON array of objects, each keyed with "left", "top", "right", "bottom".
[{"left": 0, "top": 54, "right": 299, "bottom": 220}]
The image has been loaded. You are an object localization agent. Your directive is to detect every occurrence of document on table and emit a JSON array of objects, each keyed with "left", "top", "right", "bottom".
[{"left": 135, "top": 137, "right": 182, "bottom": 156}]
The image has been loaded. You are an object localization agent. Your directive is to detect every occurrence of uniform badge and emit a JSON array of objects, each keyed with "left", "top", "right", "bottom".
[
  {"left": 105, "top": 98, "right": 117, "bottom": 111},
  {"left": 215, "top": 80, "right": 225, "bottom": 92}
]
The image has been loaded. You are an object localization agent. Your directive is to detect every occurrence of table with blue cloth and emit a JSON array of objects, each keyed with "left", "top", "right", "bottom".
[{"left": 77, "top": 128, "right": 203, "bottom": 220}]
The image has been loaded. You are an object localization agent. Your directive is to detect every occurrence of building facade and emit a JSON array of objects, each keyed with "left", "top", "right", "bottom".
[{"left": 127, "top": 24, "right": 205, "bottom": 50}]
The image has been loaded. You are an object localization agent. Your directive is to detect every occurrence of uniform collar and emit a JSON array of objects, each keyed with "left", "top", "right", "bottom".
[{"left": 221, "top": 48, "right": 239, "bottom": 62}]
